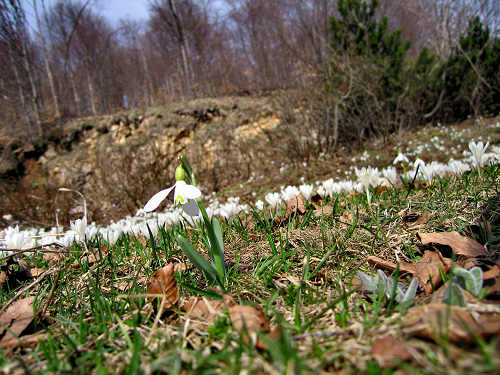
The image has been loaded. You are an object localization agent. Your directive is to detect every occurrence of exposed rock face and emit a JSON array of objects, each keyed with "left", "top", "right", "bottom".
[{"left": 0, "top": 96, "right": 286, "bottom": 220}]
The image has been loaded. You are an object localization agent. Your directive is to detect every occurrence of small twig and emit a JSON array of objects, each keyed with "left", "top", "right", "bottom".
[
  {"left": 292, "top": 329, "right": 350, "bottom": 341},
  {"left": 40, "top": 268, "right": 61, "bottom": 317},
  {"left": 0, "top": 269, "right": 56, "bottom": 313},
  {"left": 0, "top": 244, "right": 69, "bottom": 262},
  {"left": 145, "top": 294, "right": 166, "bottom": 347}
]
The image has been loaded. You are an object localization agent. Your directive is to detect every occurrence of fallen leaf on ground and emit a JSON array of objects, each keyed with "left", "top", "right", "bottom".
[
  {"left": 274, "top": 195, "right": 307, "bottom": 225},
  {"left": 44, "top": 252, "right": 64, "bottom": 266},
  {"left": 402, "top": 212, "right": 430, "bottom": 227},
  {"left": 368, "top": 250, "right": 451, "bottom": 294},
  {"left": 229, "top": 305, "right": 269, "bottom": 333},
  {"left": 371, "top": 335, "right": 413, "bottom": 367},
  {"left": 229, "top": 304, "right": 270, "bottom": 348},
  {"left": 313, "top": 205, "right": 333, "bottom": 217},
  {"left": 0, "top": 296, "right": 35, "bottom": 345},
  {"left": 0, "top": 331, "right": 47, "bottom": 350},
  {"left": 402, "top": 303, "right": 500, "bottom": 342},
  {"left": 0, "top": 271, "right": 6, "bottom": 288},
  {"left": 146, "top": 263, "right": 180, "bottom": 312},
  {"left": 339, "top": 211, "right": 353, "bottom": 225},
  {"left": 429, "top": 283, "right": 476, "bottom": 304},
  {"left": 483, "top": 265, "right": 500, "bottom": 297},
  {"left": 285, "top": 195, "right": 306, "bottom": 217},
  {"left": 417, "top": 231, "right": 488, "bottom": 258},
  {"left": 181, "top": 295, "right": 236, "bottom": 326},
  {"left": 256, "top": 325, "right": 282, "bottom": 350},
  {"left": 29, "top": 268, "right": 46, "bottom": 278}
]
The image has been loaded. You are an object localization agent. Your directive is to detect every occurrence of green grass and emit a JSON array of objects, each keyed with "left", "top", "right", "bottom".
[{"left": 1, "top": 167, "right": 500, "bottom": 371}]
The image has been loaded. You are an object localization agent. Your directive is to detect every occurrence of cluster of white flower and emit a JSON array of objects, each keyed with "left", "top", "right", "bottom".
[{"left": 1, "top": 137, "right": 500, "bottom": 255}]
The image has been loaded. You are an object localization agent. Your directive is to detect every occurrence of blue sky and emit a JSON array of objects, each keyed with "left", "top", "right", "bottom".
[
  {"left": 98, "top": 0, "right": 149, "bottom": 24},
  {"left": 22, "top": 0, "right": 150, "bottom": 28}
]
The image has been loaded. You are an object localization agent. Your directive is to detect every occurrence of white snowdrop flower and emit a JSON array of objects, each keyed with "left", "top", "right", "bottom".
[
  {"left": 381, "top": 167, "right": 398, "bottom": 185},
  {"left": 219, "top": 201, "right": 240, "bottom": 218},
  {"left": 338, "top": 180, "right": 355, "bottom": 193},
  {"left": 448, "top": 159, "right": 470, "bottom": 175},
  {"left": 413, "top": 158, "right": 426, "bottom": 170},
  {"left": 419, "top": 164, "right": 435, "bottom": 181},
  {"left": 468, "top": 140, "right": 490, "bottom": 168},
  {"left": 299, "top": 184, "right": 314, "bottom": 200},
  {"left": 355, "top": 167, "right": 381, "bottom": 189},
  {"left": 56, "top": 233, "right": 74, "bottom": 248},
  {"left": 70, "top": 217, "right": 88, "bottom": 243},
  {"left": 86, "top": 223, "right": 99, "bottom": 240},
  {"left": 144, "top": 165, "right": 201, "bottom": 216},
  {"left": 255, "top": 200, "right": 264, "bottom": 210},
  {"left": 317, "top": 185, "right": 327, "bottom": 197},
  {"left": 281, "top": 186, "right": 300, "bottom": 201},
  {"left": 265, "top": 192, "right": 282, "bottom": 209},
  {"left": 393, "top": 152, "right": 409, "bottom": 165},
  {"left": 205, "top": 204, "right": 219, "bottom": 219},
  {"left": 3, "top": 226, "right": 27, "bottom": 251},
  {"left": 355, "top": 167, "right": 381, "bottom": 205},
  {"left": 322, "top": 178, "right": 340, "bottom": 197}
]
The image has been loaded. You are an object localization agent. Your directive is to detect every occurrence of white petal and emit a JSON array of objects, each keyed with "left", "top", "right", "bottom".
[
  {"left": 174, "top": 181, "right": 202, "bottom": 203},
  {"left": 144, "top": 186, "right": 174, "bottom": 212},
  {"left": 182, "top": 199, "right": 200, "bottom": 216}
]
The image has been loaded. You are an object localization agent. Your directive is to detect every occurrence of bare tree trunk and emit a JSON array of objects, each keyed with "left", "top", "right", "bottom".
[
  {"left": 33, "top": 0, "right": 60, "bottom": 118},
  {"left": 168, "top": 0, "right": 193, "bottom": 98},
  {"left": 140, "top": 46, "right": 155, "bottom": 106},
  {"left": 87, "top": 68, "right": 97, "bottom": 115},
  {"left": 10, "top": 52, "right": 30, "bottom": 126},
  {"left": 21, "top": 37, "right": 42, "bottom": 137},
  {"left": 68, "top": 68, "right": 80, "bottom": 115}
]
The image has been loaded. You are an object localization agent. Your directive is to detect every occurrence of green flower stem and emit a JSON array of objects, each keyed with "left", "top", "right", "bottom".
[{"left": 197, "top": 198, "right": 226, "bottom": 285}]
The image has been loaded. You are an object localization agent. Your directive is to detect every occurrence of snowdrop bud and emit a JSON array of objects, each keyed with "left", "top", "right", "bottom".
[{"left": 175, "top": 165, "right": 185, "bottom": 181}]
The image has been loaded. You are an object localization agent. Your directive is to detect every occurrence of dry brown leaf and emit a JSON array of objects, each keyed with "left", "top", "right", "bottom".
[
  {"left": 229, "top": 305, "right": 269, "bottom": 333},
  {"left": 339, "top": 211, "right": 353, "bottom": 225},
  {"left": 0, "top": 296, "right": 35, "bottom": 345},
  {"left": 484, "top": 265, "right": 500, "bottom": 280},
  {"left": 410, "top": 251, "right": 452, "bottom": 294},
  {"left": 181, "top": 297, "right": 228, "bottom": 326},
  {"left": 313, "top": 205, "right": 333, "bottom": 217},
  {"left": 285, "top": 195, "right": 306, "bottom": 217},
  {"left": 174, "top": 263, "right": 187, "bottom": 273},
  {"left": 428, "top": 283, "right": 476, "bottom": 304},
  {"left": 28, "top": 268, "right": 46, "bottom": 278},
  {"left": 256, "top": 325, "right": 282, "bottom": 350},
  {"left": 483, "top": 265, "right": 500, "bottom": 297},
  {"left": 402, "top": 212, "right": 430, "bottom": 227},
  {"left": 0, "top": 271, "right": 6, "bottom": 289},
  {"left": 402, "top": 303, "right": 500, "bottom": 342},
  {"left": 0, "top": 331, "right": 47, "bottom": 350},
  {"left": 370, "top": 335, "right": 413, "bottom": 367},
  {"left": 368, "top": 251, "right": 451, "bottom": 294},
  {"left": 44, "top": 252, "right": 64, "bottom": 266},
  {"left": 417, "top": 231, "right": 488, "bottom": 258},
  {"left": 146, "top": 264, "right": 179, "bottom": 312}
]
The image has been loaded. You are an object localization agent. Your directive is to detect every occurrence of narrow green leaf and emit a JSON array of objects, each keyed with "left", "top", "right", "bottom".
[
  {"left": 176, "top": 235, "right": 222, "bottom": 287},
  {"left": 467, "top": 267, "right": 483, "bottom": 296},
  {"left": 442, "top": 280, "right": 467, "bottom": 307}
]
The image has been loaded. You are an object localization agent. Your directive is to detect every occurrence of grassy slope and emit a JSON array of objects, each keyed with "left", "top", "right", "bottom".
[{"left": 0, "top": 120, "right": 500, "bottom": 374}]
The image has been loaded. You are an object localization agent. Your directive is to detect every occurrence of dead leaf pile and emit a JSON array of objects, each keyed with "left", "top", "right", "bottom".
[
  {"left": 364, "top": 229, "right": 500, "bottom": 363},
  {"left": 146, "top": 263, "right": 276, "bottom": 347}
]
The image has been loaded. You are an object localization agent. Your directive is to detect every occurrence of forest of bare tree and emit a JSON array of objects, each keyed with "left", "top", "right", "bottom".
[{"left": 0, "top": 0, "right": 499, "bottom": 141}]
